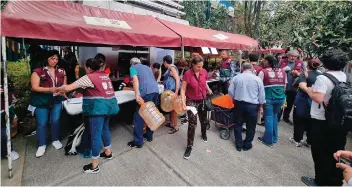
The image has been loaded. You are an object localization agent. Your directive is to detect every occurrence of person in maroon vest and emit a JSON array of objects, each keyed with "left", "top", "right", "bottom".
[
  {"left": 249, "top": 53, "right": 262, "bottom": 76},
  {"left": 30, "top": 50, "right": 66, "bottom": 158},
  {"left": 258, "top": 55, "right": 287, "bottom": 147},
  {"left": 279, "top": 50, "right": 303, "bottom": 124},
  {"left": 59, "top": 58, "right": 119, "bottom": 174},
  {"left": 219, "top": 50, "right": 237, "bottom": 94}
]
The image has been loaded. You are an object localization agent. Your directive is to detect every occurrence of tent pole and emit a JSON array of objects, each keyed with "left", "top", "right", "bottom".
[
  {"left": 22, "top": 38, "right": 30, "bottom": 76},
  {"left": 181, "top": 43, "right": 184, "bottom": 59},
  {"left": 74, "top": 46, "right": 79, "bottom": 63},
  {"left": 2, "top": 36, "right": 13, "bottom": 179}
]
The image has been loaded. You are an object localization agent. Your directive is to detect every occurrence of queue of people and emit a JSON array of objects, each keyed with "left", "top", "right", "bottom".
[
  {"left": 4, "top": 45, "right": 349, "bottom": 185},
  {"left": 226, "top": 48, "right": 351, "bottom": 186}
]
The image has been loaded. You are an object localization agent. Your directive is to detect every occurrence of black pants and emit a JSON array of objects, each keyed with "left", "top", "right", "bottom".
[
  {"left": 220, "top": 80, "right": 229, "bottom": 95},
  {"left": 292, "top": 108, "right": 312, "bottom": 144},
  {"left": 233, "top": 101, "right": 259, "bottom": 149},
  {"left": 283, "top": 90, "right": 297, "bottom": 120},
  {"left": 186, "top": 99, "right": 207, "bottom": 147},
  {"left": 310, "top": 119, "right": 347, "bottom": 186}
]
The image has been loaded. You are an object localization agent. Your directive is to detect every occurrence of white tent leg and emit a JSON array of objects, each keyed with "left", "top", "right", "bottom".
[
  {"left": 2, "top": 36, "right": 13, "bottom": 178},
  {"left": 181, "top": 44, "right": 184, "bottom": 59}
]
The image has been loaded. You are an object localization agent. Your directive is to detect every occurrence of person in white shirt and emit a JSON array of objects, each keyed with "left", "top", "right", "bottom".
[{"left": 301, "top": 49, "right": 350, "bottom": 186}]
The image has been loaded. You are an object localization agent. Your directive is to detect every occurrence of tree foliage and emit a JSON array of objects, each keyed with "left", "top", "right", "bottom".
[
  {"left": 1, "top": 1, "right": 7, "bottom": 11},
  {"left": 181, "top": 1, "right": 234, "bottom": 32},
  {"left": 260, "top": 1, "right": 352, "bottom": 57},
  {"left": 182, "top": 1, "right": 351, "bottom": 57}
]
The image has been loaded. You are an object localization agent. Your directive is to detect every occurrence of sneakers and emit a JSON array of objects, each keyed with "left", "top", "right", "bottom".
[
  {"left": 36, "top": 145, "right": 46, "bottom": 158},
  {"left": 100, "top": 152, "right": 113, "bottom": 160},
  {"left": 258, "top": 137, "right": 273, "bottom": 148},
  {"left": 301, "top": 139, "right": 311, "bottom": 148},
  {"left": 52, "top": 140, "right": 63, "bottom": 150},
  {"left": 127, "top": 141, "right": 143, "bottom": 148},
  {"left": 301, "top": 176, "right": 317, "bottom": 186},
  {"left": 283, "top": 118, "right": 293, "bottom": 125},
  {"left": 83, "top": 163, "right": 100, "bottom": 174},
  {"left": 8, "top": 151, "right": 19, "bottom": 161},
  {"left": 289, "top": 137, "right": 302, "bottom": 147},
  {"left": 183, "top": 147, "right": 192, "bottom": 160},
  {"left": 201, "top": 135, "right": 207, "bottom": 143}
]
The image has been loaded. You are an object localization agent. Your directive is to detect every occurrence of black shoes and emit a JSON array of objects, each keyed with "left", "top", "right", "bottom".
[
  {"left": 127, "top": 141, "right": 143, "bottom": 148},
  {"left": 83, "top": 163, "right": 100, "bottom": 174},
  {"left": 258, "top": 137, "right": 273, "bottom": 148},
  {"left": 100, "top": 152, "right": 113, "bottom": 160},
  {"left": 236, "top": 146, "right": 242, "bottom": 152},
  {"left": 242, "top": 146, "right": 252, "bottom": 151},
  {"left": 201, "top": 135, "right": 207, "bottom": 142},
  {"left": 183, "top": 147, "right": 192, "bottom": 160},
  {"left": 143, "top": 134, "right": 153, "bottom": 142}
]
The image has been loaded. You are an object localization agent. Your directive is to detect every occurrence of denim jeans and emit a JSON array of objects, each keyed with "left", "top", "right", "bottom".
[
  {"left": 89, "top": 116, "right": 111, "bottom": 159},
  {"left": 35, "top": 101, "right": 62, "bottom": 146},
  {"left": 262, "top": 98, "right": 285, "bottom": 144},
  {"left": 133, "top": 93, "right": 158, "bottom": 145},
  {"left": 233, "top": 101, "right": 259, "bottom": 149}
]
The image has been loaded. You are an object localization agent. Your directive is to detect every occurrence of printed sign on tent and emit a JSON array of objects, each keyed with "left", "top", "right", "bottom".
[
  {"left": 83, "top": 16, "right": 132, "bottom": 29},
  {"left": 213, "top": 34, "right": 228, "bottom": 40}
]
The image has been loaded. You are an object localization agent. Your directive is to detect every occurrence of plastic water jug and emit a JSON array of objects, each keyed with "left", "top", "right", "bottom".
[
  {"left": 139, "top": 101, "right": 165, "bottom": 131},
  {"left": 160, "top": 90, "right": 175, "bottom": 112},
  {"left": 173, "top": 96, "right": 185, "bottom": 115}
]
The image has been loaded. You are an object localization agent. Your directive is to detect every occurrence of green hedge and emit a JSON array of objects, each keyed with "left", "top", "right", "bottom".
[{"left": 6, "top": 59, "right": 31, "bottom": 120}]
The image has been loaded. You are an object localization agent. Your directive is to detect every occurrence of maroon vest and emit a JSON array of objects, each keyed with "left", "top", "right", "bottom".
[
  {"left": 33, "top": 67, "right": 65, "bottom": 88},
  {"left": 253, "top": 64, "right": 263, "bottom": 76},
  {"left": 262, "top": 68, "right": 286, "bottom": 86},
  {"left": 84, "top": 71, "right": 115, "bottom": 98},
  {"left": 280, "top": 59, "right": 303, "bottom": 72},
  {"left": 220, "top": 58, "right": 232, "bottom": 69}
]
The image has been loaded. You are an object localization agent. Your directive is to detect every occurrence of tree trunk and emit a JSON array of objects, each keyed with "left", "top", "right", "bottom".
[
  {"left": 254, "top": 1, "right": 263, "bottom": 39},
  {"left": 247, "top": 1, "right": 253, "bottom": 37},
  {"left": 244, "top": 1, "right": 248, "bottom": 34}
]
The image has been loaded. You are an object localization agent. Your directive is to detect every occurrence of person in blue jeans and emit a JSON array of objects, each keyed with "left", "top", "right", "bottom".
[
  {"left": 258, "top": 55, "right": 287, "bottom": 147},
  {"left": 127, "top": 57, "right": 159, "bottom": 148},
  {"left": 59, "top": 58, "right": 119, "bottom": 174},
  {"left": 30, "top": 51, "right": 67, "bottom": 157}
]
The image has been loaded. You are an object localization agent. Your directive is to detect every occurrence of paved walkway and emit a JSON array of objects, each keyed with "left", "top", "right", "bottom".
[{"left": 2, "top": 120, "right": 352, "bottom": 186}]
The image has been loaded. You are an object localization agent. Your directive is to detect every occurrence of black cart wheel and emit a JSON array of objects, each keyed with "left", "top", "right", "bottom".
[{"left": 220, "top": 129, "right": 230, "bottom": 140}]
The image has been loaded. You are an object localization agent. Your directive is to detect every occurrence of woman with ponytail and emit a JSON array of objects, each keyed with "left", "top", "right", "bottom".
[{"left": 289, "top": 59, "right": 322, "bottom": 147}]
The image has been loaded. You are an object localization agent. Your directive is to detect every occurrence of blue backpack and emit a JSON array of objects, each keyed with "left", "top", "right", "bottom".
[{"left": 163, "top": 65, "right": 181, "bottom": 91}]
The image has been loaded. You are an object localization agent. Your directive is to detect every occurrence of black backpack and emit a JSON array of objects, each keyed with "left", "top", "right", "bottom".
[
  {"left": 65, "top": 123, "right": 85, "bottom": 155},
  {"left": 323, "top": 73, "right": 352, "bottom": 131}
]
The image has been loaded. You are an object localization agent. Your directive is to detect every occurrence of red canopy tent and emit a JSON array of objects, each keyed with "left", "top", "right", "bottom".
[
  {"left": 157, "top": 18, "right": 258, "bottom": 50},
  {"left": 1, "top": 1, "right": 181, "bottom": 47}
]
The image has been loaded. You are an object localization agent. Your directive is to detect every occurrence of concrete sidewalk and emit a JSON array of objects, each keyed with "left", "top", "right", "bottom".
[{"left": 2, "top": 121, "right": 352, "bottom": 186}]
